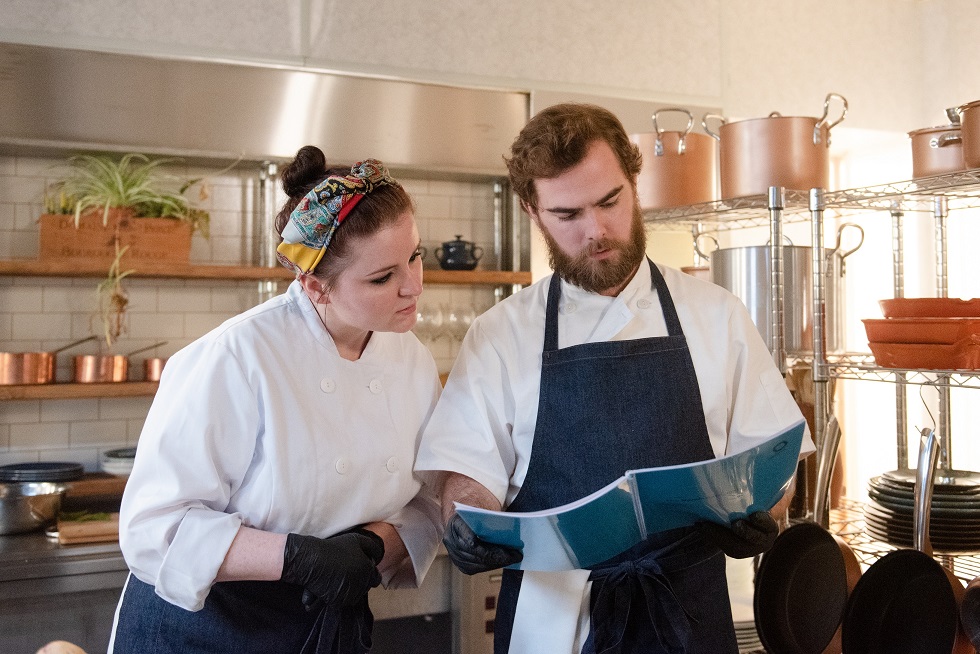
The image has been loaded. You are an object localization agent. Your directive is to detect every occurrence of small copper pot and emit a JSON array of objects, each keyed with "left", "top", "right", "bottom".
[
  {"left": 144, "top": 357, "right": 167, "bottom": 382},
  {"left": 909, "top": 109, "right": 964, "bottom": 178},
  {"left": 74, "top": 354, "right": 128, "bottom": 383}
]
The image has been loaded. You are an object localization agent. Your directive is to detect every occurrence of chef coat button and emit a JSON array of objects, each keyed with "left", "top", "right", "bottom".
[
  {"left": 637, "top": 298, "right": 652, "bottom": 309},
  {"left": 369, "top": 379, "right": 383, "bottom": 394},
  {"left": 386, "top": 456, "right": 398, "bottom": 473},
  {"left": 563, "top": 301, "right": 577, "bottom": 314},
  {"left": 335, "top": 458, "right": 351, "bottom": 474},
  {"left": 320, "top": 377, "right": 336, "bottom": 393}
]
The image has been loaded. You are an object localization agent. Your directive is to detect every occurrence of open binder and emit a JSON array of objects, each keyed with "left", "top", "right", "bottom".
[{"left": 455, "top": 419, "right": 806, "bottom": 571}]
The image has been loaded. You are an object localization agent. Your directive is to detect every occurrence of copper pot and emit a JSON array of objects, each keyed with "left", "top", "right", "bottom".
[
  {"left": 909, "top": 108, "right": 964, "bottom": 178},
  {"left": 631, "top": 108, "right": 718, "bottom": 209},
  {"left": 74, "top": 354, "right": 128, "bottom": 383},
  {"left": 704, "top": 93, "right": 848, "bottom": 199},
  {"left": 0, "top": 336, "right": 98, "bottom": 385},
  {"left": 957, "top": 99, "right": 980, "bottom": 169},
  {"left": 144, "top": 357, "right": 167, "bottom": 382}
]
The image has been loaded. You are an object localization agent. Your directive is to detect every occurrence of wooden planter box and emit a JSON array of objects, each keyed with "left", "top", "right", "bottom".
[{"left": 38, "top": 211, "right": 192, "bottom": 267}]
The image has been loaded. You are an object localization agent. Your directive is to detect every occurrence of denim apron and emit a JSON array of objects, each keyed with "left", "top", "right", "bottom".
[
  {"left": 112, "top": 573, "right": 373, "bottom": 653},
  {"left": 494, "top": 260, "right": 737, "bottom": 654}
]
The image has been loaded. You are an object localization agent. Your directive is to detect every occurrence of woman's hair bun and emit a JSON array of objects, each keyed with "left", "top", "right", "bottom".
[{"left": 280, "top": 145, "right": 328, "bottom": 198}]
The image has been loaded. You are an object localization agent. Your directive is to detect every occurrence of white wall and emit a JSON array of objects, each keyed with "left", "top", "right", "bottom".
[{"left": 4, "top": 0, "right": 974, "bottom": 130}]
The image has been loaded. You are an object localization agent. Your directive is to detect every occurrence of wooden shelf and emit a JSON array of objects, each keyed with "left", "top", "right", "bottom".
[
  {"left": 0, "top": 381, "right": 158, "bottom": 400},
  {"left": 0, "top": 259, "right": 531, "bottom": 286}
]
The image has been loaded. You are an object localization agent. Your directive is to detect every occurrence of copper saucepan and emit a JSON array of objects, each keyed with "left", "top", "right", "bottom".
[
  {"left": 0, "top": 336, "right": 98, "bottom": 385},
  {"left": 74, "top": 341, "right": 168, "bottom": 383},
  {"left": 908, "top": 108, "right": 964, "bottom": 179},
  {"left": 704, "top": 93, "right": 848, "bottom": 199}
]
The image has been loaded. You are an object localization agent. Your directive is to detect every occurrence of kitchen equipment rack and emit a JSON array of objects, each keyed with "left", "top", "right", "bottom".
[{"left": 643, "top": 168, "right": 980, "bottom": 575}]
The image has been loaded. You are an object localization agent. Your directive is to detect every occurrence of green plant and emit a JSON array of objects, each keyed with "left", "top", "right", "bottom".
[
  {"left": 46, "top": 153, "right": 210, "bottom": 237},
  {"left": 93, "top": 241, "right": 134, "bottom": 347}
]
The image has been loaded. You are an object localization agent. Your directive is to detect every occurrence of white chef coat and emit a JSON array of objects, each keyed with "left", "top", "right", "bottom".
[
  {"left": 415, "top": 261, "right": 813, "bottom": 653},
  {"left": 118, "top": 280, "right": 443, "bottom": 612}
]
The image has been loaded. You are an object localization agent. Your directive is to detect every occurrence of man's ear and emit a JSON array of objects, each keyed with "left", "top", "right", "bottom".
[{"left": 522, "top": 201, "right": 540, "bottom": 228}]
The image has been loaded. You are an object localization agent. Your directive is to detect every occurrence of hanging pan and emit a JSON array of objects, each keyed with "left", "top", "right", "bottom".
[
  {"left": 754, "top": 416, "right": 862, "bottom": 654},
  {"left": 841, "top": 428, "right": 970, "bottom": 654}
]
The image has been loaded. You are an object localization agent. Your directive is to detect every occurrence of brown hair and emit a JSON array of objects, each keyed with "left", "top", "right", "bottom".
[
  {"left": 504, "top": 103, "right": 642, "bottom": 210},
  {"left": 275, "top": 145, "right": 414, "bottom": 289}
]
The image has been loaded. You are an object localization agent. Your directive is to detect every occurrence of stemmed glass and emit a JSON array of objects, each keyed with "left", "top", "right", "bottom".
[{"left": 413, "top": 305, "right": 443, "bottom": 343}]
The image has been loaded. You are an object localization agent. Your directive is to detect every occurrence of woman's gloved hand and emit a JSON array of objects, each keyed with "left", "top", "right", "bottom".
[
  {"left": 443, "top": 513, "right": 523, "bottom": 575},
  {"left": 698, "top": 511, "right": 779, "bottom": 559},
  {"left": 280, "top": 531, "right": 385, "bottom": 606}
]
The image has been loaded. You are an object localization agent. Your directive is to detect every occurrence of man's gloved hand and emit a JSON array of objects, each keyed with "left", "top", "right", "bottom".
[
  {"left": 699, "top": 511, "right": 779, "bottom": 559},
  {"left": 443, "top": 513, "right": 523, "bottom": 575},
  {"left": 280, "top": 531, "right": 385, "bottom": 606}
]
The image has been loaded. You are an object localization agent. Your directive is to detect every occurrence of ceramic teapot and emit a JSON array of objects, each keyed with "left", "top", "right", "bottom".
[{"left": 435, "top": 235, "right": 483, "bottom": 270}]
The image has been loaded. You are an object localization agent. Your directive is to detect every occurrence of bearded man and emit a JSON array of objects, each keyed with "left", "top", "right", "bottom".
[{"left": 415, "top": 103, "right": 813, "bottom": 654}]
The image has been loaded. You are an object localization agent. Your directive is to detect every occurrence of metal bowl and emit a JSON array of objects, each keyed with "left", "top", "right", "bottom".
[{"left": 0, "top": 481, "right": 67, "bottom": 535}]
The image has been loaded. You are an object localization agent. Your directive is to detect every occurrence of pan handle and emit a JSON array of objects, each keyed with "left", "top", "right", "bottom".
[
  {"left": 814, "top": 415, "right": 842, "bottom": 529},
  {"left": 813, "top": 93, "right": 849, "bottom": 146},
  {"left": 830, "top": 222, "right": 865, "bottom": 274},
  {"left": 51, "top": 335, "right": 98, "bottom": 355},
  {"left": 913, "top": 427, "right": 940, "bottom": 556},
  {"left": 692, "top": 233, "right": 718, "bottom": 261},
  {"left": 125, "top": 341, "right": 169, "bottom": 357},
  {"left": 651, "top": 108, "right": 694, "bottom": 155}
]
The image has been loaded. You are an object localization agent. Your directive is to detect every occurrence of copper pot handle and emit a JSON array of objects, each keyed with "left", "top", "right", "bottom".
[
  {"left": 701, "top": 113, "right": 726, "bottom": 141},
  {"left": 652, "top": 108, "right": 694, "bottom": 155},
  {"left": 932, "top": 132, "right": 963, "bottom": 148},
  {"left": 813, "top": 93, "right": 849, "bottom": 146}
]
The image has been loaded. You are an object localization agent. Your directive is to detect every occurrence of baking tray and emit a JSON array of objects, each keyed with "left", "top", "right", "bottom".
[
  {"left": 878, "top": 298, "right": 980, "bottom": 318},
  {"left": 862, "top": 317, "right": 980, "bottom": 344},
  {"left": 868, "top": 335, "right": 980, "bottom": 370}
]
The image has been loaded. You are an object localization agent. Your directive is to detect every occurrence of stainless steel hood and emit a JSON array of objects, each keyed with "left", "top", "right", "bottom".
[{"left": 0, "top": 43, "right": 529, "bottom": 175}]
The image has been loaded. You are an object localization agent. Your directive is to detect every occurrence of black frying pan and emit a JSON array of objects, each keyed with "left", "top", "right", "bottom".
[
  {"left": 754, "top": 416, "right": 861, "bottom": 654},
  {"left": 841, "top": 428, "right": 970, "bottom": 654}
]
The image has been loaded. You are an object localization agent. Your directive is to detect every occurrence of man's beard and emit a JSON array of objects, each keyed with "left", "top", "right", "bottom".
[{"left": 541, "top": 201, "right": 647, "bottom": 294}]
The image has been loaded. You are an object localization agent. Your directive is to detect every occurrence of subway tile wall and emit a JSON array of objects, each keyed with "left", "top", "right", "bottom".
[{"left": 0, "top": 154, "right": 501, "bottom": 470}]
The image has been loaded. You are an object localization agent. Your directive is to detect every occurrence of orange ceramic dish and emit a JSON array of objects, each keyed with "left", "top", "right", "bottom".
[
  {"left": 878, "top": 298, "right": 980, "bottom": 319},
  {"left": 868, "top": 335, "right": 980, "bottom": 370},
  {"left": 863, "top": 318, "right": 980, "bottom": 345}
]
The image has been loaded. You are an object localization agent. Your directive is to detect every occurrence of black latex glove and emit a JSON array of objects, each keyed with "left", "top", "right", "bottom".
[
  {"left": 699, "top": 510, "right": 779, "bottom": 559},
  {"left": 280, "top": 531, "right": 385, "bottom": 607},
  {"left": 443, "top": 513, "right": 523, "bottom": 575}
]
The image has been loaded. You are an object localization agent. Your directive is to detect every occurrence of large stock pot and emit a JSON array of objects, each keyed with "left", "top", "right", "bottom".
[
  {"left": 704, "top": 93, "right": 848, "bottom": 199},
  {"left": 630, "top": 107, "right": 717, "bottom": 209},
  {"left": 698, "top": 224, "right": 864, "bottom": 355}
]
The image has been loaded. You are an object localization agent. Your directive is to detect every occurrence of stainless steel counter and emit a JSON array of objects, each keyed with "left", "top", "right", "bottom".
[{"left": 0, "top": 530, "right": 128, "bottom": 601}]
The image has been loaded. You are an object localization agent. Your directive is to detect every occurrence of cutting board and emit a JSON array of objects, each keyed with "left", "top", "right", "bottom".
[{"left": 57, "top": 512, "right": 119, "bottom": 545}]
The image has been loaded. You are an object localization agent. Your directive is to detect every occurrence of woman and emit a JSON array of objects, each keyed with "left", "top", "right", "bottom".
[{"left": 109, "top": 147, "right": 443, "bottom": 654}]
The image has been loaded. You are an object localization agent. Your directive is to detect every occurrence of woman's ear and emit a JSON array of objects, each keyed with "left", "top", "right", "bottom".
[{"left": 299, "top": 274, "right": 329, "bottom": 304}]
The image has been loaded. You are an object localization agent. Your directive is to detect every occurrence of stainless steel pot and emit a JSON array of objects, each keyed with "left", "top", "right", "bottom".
[
  {"left": 631, "top": 107, "right": 718, "bottom": 209},
  {"left": 704, "top": 93, "right": 848, "bottom": 199},
  {"left": 0, "top": 481, "right": 67, "bottom": 535},
  {"left": 699, "top": 224, "right": 864, "bottom": 354},
  {"left": 957, "top": 99, "right": 980, "bottom": 169},
  {"left": 909, "top": 108, "right": 964, "bottom": 178}
]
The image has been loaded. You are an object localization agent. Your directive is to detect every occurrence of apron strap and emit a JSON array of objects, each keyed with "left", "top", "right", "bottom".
[
  {"left": 544, "top": 260, "right": 682, "bottom": 354},
  {"left": 585, "top": 544, "right": 694, "bottom": 654}
]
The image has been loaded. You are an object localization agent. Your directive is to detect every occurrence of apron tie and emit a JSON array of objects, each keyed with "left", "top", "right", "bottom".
[
  {"left": 300, "top": 595, "right": 374, "bottom": 654},
  {"left": 587, "top": 546, "right": 695, "bottom": 654}
]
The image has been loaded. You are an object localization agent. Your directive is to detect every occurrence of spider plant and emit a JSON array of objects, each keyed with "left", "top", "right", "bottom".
[
  {"left": 48, "top": 153, "right": 210, "bottom": 236},
  {"left": 94, "top": 241, "right": 134, "bottom": 347}
]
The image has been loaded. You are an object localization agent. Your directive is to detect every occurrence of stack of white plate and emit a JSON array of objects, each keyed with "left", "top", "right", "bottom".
[{"left": 100, "top": 447, "right": 136, "bottom": 476}]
